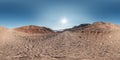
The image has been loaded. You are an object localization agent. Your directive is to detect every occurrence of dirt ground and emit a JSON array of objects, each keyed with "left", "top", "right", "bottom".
[{"left": 0, "top": 22, "right": 120, "bottom": 60}]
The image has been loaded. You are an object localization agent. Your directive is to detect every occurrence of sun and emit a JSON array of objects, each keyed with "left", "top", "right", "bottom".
[{"left": 61, "top": 17, "right": 68, "bottom": 24}]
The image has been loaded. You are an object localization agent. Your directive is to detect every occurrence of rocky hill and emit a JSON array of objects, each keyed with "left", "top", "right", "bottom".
[
  {"left": 68, "top": 22, "right": 120, "bottom": 30},
  {"left": 14, "top": 25, "right": 55, "bottom": 34},
  {"left": 0, "top": 22, "right": 120, "bottom": 60},
  {"left": 64, "top": 22, "right": 120, "bottom": 33}
]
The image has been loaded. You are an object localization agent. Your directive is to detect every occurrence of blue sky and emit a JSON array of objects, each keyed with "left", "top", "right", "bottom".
[{"left": 0, "top": 0, "right": 120, "bottom": 29}]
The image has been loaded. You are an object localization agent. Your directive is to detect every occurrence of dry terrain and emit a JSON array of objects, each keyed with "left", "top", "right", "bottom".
[{"left": 0, "top": 22, "right": 120, "bottom": 60}]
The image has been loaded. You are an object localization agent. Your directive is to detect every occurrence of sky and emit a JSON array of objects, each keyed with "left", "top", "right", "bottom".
[{"left": 0, "top": 0, "right": 120, "bottom": 30}]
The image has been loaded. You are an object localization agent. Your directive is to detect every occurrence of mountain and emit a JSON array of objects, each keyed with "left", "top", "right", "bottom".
[
  {"left": 14, "top": 25, "right": 55, "bottom": 34},
  {"left": 0, "top": 22, "right": 120, "bottom": 60},
  {"left": 64, "top": 22, "right": 120, "bottom": 33}
]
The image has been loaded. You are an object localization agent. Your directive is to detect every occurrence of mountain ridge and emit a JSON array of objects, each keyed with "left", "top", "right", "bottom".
[
  {"left": 0, "top": 22, "right": 120, "bottom": 60},
  {"left": 0, "top": 22, "right": 120, "bottom": 33}
]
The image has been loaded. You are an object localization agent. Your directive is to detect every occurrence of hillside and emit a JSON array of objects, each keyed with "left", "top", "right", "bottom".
[
  {"left": 14, "top": 25, "right": 55, "bottom": 34},
  {"left": 0, "top": 22, "right": 120, "bottom": 60}
]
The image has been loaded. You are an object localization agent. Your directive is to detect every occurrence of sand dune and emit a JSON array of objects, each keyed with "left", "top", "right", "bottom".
[{"left": 0, "top": 22, "right": 120, "bottom": 60}]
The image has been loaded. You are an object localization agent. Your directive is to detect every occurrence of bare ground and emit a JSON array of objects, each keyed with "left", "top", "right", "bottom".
[{"left": 0, "top": 22, "right": 120, "bottom": 60}]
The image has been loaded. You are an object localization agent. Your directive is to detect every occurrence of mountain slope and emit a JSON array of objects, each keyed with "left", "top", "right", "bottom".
[
  {"left": 0, "top": 22, "right": 120, "bottom": 60},
  {"left": 14, "top": 25, "right": 55, "bottom": 34}
]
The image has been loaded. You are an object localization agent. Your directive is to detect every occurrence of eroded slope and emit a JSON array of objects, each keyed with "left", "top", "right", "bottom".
[{"left": 0, "top": 22, "right": 120, "bottom": 60}]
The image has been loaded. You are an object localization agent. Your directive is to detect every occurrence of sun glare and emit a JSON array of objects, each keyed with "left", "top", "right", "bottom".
[{"left": 61, "top": 17, "right": 68, "bottom": 24}]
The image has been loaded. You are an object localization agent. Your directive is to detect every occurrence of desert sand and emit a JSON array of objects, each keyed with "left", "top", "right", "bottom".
[{"left": 0, "top": 22, "right": 120, "bottom": 60}]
